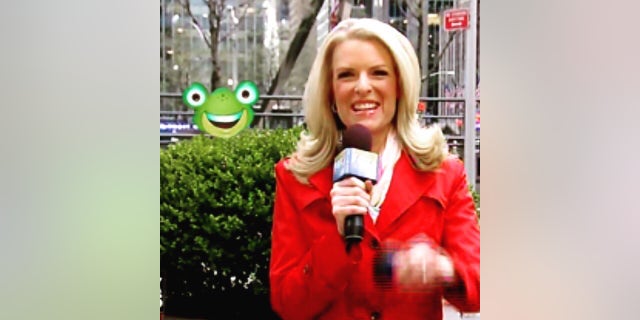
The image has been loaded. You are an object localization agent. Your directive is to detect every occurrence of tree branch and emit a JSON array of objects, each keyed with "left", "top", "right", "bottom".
[
  {"left": 180, "top": 0, "right": 212, "bottom": 48},
  {"left": 262, "top": 0, "right": 325, "bottom": 109},
  {"left": 422, "top": 31, "right": 459, "bottom": 82},
  {"left": 402, "top": 0, "right": 420, "bottom": 19},
  {"left": 234, "top": 1, "right": 251, "bottom": 20}
]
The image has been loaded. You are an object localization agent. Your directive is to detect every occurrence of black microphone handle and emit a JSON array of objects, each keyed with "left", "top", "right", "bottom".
[{"left": 344, "top": 214, "right": 364, "bottom": 244}]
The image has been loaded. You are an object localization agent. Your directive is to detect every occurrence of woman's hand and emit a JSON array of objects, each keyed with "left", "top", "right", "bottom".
[
  {"left": 392, "top": 240, "right": 457, "bottom": 290},
  {"left": 330, "top": 177, "right": 373, "bottom": 236}
]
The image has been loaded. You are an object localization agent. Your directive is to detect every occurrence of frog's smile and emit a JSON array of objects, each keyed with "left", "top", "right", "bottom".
[
  {"left": 199, "top": 109, "right": 249, "bottom": 136},
  {"left": 205, "top": 111, "right": 242, "bottom": 129}
]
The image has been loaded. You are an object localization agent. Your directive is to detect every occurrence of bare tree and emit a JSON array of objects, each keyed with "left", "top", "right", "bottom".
[
  {"left": 261, "top": 0, "right": 325, "bottom": 112},
  {"left": 399, "top": 1, "right": 461, "bottom": 86},
  {"left": 401, "top": 0, "right": 424, "bottom": 68},
  {"left": 181, "top": 0, "right": 227, "bottom": 89},
  {"left": 178, "top": 0, "right": 325, "bottom": 106}
]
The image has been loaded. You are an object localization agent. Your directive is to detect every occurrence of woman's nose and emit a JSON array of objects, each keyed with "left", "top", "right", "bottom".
[{"left": 355, "top": 74, "right": 372, "bottom": 95}]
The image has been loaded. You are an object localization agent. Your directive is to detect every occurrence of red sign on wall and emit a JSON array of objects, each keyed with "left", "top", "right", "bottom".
[{"left": 443, "top": 8, "right": 470, "bottom": 31}]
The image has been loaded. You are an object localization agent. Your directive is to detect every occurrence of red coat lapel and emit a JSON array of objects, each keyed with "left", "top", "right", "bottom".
[
  {"left": 299, "top": 165, "right": 333, "bottom": 209},
  {"left": 374, "top": 152, "right": 444, "bottom": 236}
]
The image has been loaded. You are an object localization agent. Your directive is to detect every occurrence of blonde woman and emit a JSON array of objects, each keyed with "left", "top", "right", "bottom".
[{"left": 269, "top": 18, "right": 479, "bottom": 320}]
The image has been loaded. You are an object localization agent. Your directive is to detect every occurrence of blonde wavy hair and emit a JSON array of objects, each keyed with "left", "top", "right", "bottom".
[{"left": 286, "top": 18, "right": 448, "bottom": 183}]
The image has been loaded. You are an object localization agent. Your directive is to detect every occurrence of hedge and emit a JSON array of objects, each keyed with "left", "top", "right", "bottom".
[{"left": 160, "top": 127, "right": 301, "bottom": 318}]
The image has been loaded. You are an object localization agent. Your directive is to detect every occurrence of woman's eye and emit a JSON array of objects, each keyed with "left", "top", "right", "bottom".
[
  {"left": 337, "top": 72, "right": 352, "bottom": 79},
  {"left": 373, "top": 70, "right": 388, "bottom": 76}
]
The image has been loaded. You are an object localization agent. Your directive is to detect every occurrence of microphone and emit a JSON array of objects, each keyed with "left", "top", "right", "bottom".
[{"left": 333, "top": 124, "right": 379, "bottom": 247}]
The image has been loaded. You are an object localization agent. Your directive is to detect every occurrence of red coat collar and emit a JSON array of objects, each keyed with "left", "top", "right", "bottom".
[{"left": 374, "top": 152, "right": 445, "bottom": 236}]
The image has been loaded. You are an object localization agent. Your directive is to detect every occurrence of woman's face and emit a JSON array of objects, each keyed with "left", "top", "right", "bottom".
[{"left": 331, "top": 38, "right": 398, "bottom": 140}]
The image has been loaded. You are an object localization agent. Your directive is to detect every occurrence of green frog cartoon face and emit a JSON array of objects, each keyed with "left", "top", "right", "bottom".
[{"left": 182, "top": 81, "right": 259, "bottom": 138}]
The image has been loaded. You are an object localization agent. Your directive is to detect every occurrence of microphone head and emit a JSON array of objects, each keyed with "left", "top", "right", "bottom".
[
  {"left": 342, "top": 124, "right": 372, "bottom": 151},
  {"left": 333, "top": 124, "right": 378, "bottom": 184}
]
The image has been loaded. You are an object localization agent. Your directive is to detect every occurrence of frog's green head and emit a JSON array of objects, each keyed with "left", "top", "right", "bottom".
[{"left": 182, "top": 81, "right": 259, "bottom": 138}]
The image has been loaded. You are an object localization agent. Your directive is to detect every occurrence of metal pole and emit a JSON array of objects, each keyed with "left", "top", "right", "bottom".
[
  {"left": 420, "top": 0, "right": 429, "bottom": 96},
  {"left": 372, "top": 0, "right": 384, "bottom": 20},
  {"left": 464, "top": 0, "right": 478, "bottom": 190}
]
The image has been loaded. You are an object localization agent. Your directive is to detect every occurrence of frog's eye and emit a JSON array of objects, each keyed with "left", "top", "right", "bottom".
[
  {"left": 183, "top": 83, "right": 208, "bottom": 108},
  {"left": 235, "top": 81, "right": 259, "bottom": 105}
]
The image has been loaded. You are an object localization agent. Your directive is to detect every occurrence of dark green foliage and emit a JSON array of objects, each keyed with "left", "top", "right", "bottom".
[
  {"left": 160, "top": 127, "right": 301, "bottom": 318},
  {"left": 470, "top": 185, "right": 480, "bottom": 221}
]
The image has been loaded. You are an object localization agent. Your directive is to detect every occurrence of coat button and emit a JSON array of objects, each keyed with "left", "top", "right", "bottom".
[
  {"left": 370, "top": 239, "right": 380, "bottom": 249},
  {"left": 302, "top": 264, "right": 311, "bottom": 275},
  {"left": 370, "top": 311, "right": 381, "bottom": 319}
]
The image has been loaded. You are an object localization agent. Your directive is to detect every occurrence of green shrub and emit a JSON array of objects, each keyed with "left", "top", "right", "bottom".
[
  {"left": 470, "top": 186, "right": 480, "bottom": 220},
  {"left": 160, "top": 127, "right": 301, "bottom": 317}
]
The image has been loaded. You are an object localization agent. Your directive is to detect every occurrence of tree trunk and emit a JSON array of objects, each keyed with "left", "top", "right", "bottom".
[
  {"left": 208, "top": 0, "right": 224, "bottom": 89},
  {"left": 262, "top": 0, "right": 325, "bottom": 112},
  {"left": 209, "top": 25, "right": 220, "bottom": 89},
  {"left": 182, "top": 0, "right": 224, "bottom": 90}
]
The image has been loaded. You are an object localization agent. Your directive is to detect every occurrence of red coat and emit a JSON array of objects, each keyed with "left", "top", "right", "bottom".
[{"left": 269, "top": 152, "right": 480, "bottom": 320}]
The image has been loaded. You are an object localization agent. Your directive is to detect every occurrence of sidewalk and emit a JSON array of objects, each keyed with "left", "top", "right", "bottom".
[{"left": 444, "top": 302, "right": 481, "bottom": 319}]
